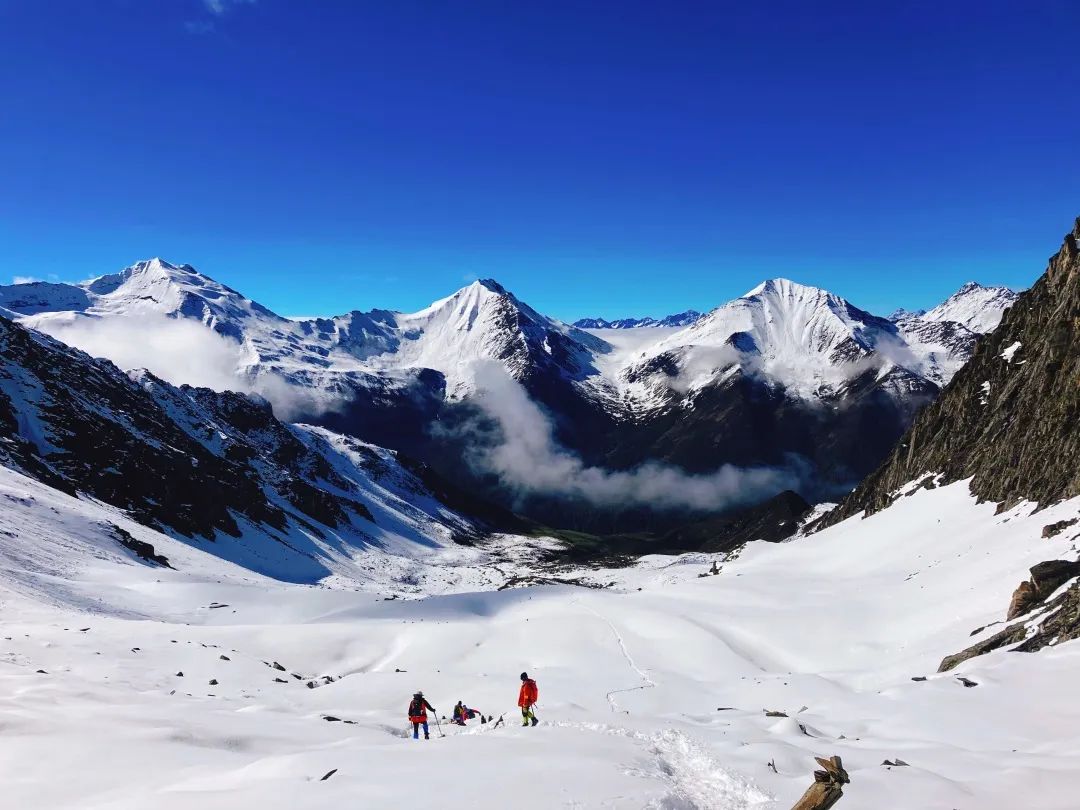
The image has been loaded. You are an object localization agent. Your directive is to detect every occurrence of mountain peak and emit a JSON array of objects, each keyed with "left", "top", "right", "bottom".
[
  {"left": 922, "top": 281, "right": 1020, "bottom": 333},
  {"left": 85, "top": 257, "right": 190, "bottom": 295},
  {"left": 473, "top": 278, "right": 507, "bottom": 294},
  {"left": 742, "top": 277, "right": 830, "bottom": 301}
]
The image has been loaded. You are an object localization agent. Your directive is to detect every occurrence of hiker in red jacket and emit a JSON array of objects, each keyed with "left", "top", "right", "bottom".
[
  {"left": 518, "top": 671, "right": 539, "bottom": 727},
  {"left": 408, "top": 691, "right": 436, "bottom": 740}
]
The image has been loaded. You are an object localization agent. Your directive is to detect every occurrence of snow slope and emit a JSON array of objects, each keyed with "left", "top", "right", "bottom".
[{"left": 2, "top": 463, "right": 1077, "bottom": 809}]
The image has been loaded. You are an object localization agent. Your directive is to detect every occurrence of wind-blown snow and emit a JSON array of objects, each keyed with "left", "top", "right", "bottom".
[{"left": 1, "top": 463, "right": 1078, "bottom": 809}]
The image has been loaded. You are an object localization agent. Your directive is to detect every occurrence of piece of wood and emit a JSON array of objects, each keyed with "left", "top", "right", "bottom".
[{"left": 791, "top": 755, "right": 849, "bottom": 810}]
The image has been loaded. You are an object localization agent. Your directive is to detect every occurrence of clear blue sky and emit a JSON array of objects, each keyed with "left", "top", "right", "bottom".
[{"left": 2, "top": 1, "right": 1078, "bottom": 320}]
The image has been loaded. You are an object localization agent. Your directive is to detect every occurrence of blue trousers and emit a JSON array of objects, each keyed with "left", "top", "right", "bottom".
[{"left": 412, "top": 721, "right": 429, "bottom": 739}]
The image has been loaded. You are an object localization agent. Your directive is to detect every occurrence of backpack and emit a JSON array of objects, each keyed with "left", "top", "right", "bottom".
[{"left": 409, "top": 697, "right": 425, "bottom": 717}]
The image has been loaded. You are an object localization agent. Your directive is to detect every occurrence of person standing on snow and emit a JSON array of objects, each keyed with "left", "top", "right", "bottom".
[
  {"left": 408, "top": 691, "right": 436, "bottom": 740},
  {"left": 518, "top": 672, "right": 539, "bottom": 726}
]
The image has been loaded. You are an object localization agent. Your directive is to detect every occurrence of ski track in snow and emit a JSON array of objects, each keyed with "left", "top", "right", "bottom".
[
  {"left": 574, "top": 605, "right": 769, "bottom": 808},
  {"left": 578, "top": 601, "right": 657, "bottom": 714}
]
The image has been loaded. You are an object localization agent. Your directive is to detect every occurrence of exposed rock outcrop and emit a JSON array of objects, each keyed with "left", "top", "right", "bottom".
[
  {"left": 111, "top": 525, "right": 171, "bottom": 568},
  {"left": 1042, "top": 518, "right": 1078, "bottom": 539},
  {"left": 1004, "top": 560, "right": 1080, "bottom": 620},
  {"left": 940, "top": 576, "right": 1080, "bottom": 671}
]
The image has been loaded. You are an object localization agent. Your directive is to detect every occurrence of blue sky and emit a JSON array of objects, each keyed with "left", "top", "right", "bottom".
[{"left": 2, "top": 1, "right": 1078, "bottom": 320}]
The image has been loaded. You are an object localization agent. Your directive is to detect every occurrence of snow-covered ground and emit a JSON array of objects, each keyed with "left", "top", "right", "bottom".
[{"left": 2, "top": 465, "right": 1078, "bottom": 809}]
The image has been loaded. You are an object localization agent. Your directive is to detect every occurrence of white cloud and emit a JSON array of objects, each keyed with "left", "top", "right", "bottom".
[
  {"left": 11, "top": 276, "right": 41, "bottom": 285},
  {"left": 460, "top": 361, "right": 802, "bottom": 512},
  {"left": 32, "top": 313, "right": 345, "bottom": 421}
]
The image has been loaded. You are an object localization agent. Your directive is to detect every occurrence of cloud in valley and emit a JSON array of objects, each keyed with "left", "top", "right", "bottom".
[{"left": 462, "top": 361, "right": 802, "bottom": 512}]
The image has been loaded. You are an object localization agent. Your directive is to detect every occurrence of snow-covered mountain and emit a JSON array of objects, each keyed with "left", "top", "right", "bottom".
[
  {"left": 0, "top": 263, "right": 1008, "bottom": 411},
  {"left": 6, "top": 263, "right": 604, "bottom": 402},
  {"left": 0, "top": 263, "right": 1018, "bottom": 526},
  {"left": 0, "top": 313, "right": 548, "bottom": 588},
  {"left": 313, "top": 278, "right": 607, "bottom": 396},
  {"left": 618, "top": 278, "right": 924, "bottom": 401},
  {"left": 887, "top": 306, "right": 926, "bottom": 321},
  {"left": 920, "top": 281, "right": 1019, "bottom": 333},
  {"left": 573, "top": 310, "right": 702, "bottom": 329}
]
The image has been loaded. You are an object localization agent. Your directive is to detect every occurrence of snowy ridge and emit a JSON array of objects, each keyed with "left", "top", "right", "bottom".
[{"left": 920, "top": 281, "right": 1019, "bottom": 333}]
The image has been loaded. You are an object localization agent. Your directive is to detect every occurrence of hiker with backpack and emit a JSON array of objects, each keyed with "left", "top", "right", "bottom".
[
  {"left": 518, "top": 671, "right": 539, "bottom": 726},
  {"left": 408, "top": 691, "right": 436, "bottom": 740}
]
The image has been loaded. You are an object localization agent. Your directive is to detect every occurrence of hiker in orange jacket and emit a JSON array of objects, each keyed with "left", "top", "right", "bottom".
[{"left": 518, "top": 671, "right": 539, "bottom": 727}]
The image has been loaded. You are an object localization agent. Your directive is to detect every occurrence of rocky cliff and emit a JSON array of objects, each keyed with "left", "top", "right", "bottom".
[{"left": 823, "top": 217, "right": 1080, "bottom": 525}]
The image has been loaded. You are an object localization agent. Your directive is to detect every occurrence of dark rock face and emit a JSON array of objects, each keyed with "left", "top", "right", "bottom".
[
  {"left": 1030, "top": 559, "right": 1080, "bottom": 596},
  {"left": 0, "top": 319, "right": 282, "bottom": 539},
  {"left": 596, "top": 367, "right": 934, "bottom": 494},
  {"left": 1006, "top": 560, "right": 1080, "bottom": 620},
  {"left": 823, "top": 218, "right": 1080, "bottom": 526},
  {"left": 1007, "top": 580, "right": 1038, "bottom": 620}
]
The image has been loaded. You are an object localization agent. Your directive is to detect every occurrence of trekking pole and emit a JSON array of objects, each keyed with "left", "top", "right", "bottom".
[{"left": 433, "top": 711, "right": 446, "bottom": 738}]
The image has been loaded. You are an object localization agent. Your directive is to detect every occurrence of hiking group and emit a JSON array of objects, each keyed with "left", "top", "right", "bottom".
[{"left": 407, "top": 672, "right": 539, "bottom": 740}]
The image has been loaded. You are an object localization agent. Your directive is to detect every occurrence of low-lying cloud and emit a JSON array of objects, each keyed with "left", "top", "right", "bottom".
[
  {"left": 463, "top": 362, "right": 802, "bottom": 512},
  {"left": 34, "top": 313, "right": 343, "bottom": 421}
]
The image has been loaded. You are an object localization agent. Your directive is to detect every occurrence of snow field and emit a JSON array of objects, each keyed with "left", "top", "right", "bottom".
[{"left": 1, "top": 468, "right": 1079, "bottom": 808}]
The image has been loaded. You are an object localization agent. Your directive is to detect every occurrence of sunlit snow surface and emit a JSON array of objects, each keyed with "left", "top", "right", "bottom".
[{"left": 1, "top": 465, "right": 1078, "bottom": 809}]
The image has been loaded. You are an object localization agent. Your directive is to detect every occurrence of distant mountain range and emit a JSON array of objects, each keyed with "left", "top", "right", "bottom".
[
  {"left": 573, "top": 311, "right": 703, "bottom": 329},
  {"left": 0, "top": 263, "right": 1020, "bottom": 530}
]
